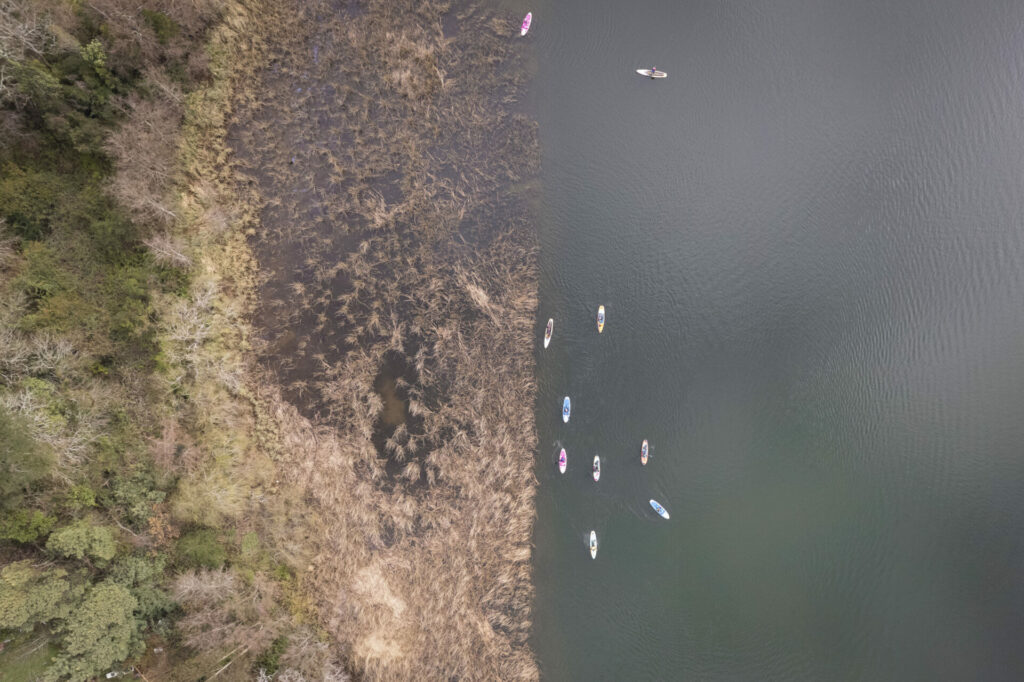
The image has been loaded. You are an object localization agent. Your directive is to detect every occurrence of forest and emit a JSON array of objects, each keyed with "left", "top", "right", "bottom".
[{"left": 0, "top": 0, "right": 330, "bottom": 679}]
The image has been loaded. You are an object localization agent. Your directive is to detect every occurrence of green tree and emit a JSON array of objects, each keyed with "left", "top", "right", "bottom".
[
  {"left": 0, "top": 560, "right": 83, "bottom": 631},
  {"left": 108, "top": 555, "right": 173, "bottom": 626},
  {"left": 9, "top": 59, "right": 63, "bottom": 112},
  {"left": 77, "top": 38, "right": 117, "bottom": 93},
  {"left": 46, "top": 581, "right": 141, "bottom": 681},
  {"left": 0, "top": 508, "right": 57, "bottom": 543},
  {"left": 45, "top": 519, "right": 117, "bottom": 562}
]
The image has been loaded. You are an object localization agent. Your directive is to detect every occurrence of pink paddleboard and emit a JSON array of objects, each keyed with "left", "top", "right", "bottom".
[
  {"left": 521, "top": 12, "right": 532, "bottom": 36},
  {"left": 558, "top": 448, "right": 566, "bottom": 474}
]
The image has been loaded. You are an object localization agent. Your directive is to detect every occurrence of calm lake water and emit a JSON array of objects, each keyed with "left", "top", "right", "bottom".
[{"left": 521, "top": 0, "right": 1024, "bottom": 678}]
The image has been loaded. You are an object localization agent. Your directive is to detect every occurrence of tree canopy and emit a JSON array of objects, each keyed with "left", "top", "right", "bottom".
[
  {"left": 45, "top": 581, "right": 141, "bottom": 681},
  {"left": 46, "top": 519, "right": 118, "bottom": 562},
  {"left": 0, "top": 560, "right": 82, "bottom": 632}
]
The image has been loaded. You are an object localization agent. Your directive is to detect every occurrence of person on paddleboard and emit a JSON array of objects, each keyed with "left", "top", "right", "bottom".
[{"left": 650, "top": 66, "right": 657, "bottom": 79}]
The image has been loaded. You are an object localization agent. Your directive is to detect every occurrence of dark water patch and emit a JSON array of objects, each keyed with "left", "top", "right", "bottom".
[
  {"left": 371, "top": 351, "right": 436, "bottom": 492},
  {"left": 373, "top": 352, "right": 411, "bottom": 428},
  {"left": 441, "top": 10, "right": 459, "bottom": 38},
  {"left": 370, "top": 521, "right": 395, "bottom": 550},
  {"left": 343, "top": 0, "right": 365, "bottom": 18},
  {"left": 368, "top": 170, "right": 404, "bottom": 205}
]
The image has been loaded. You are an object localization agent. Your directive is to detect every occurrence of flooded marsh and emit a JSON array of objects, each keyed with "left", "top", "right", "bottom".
[{"left": 227, "top": 0, "right": 540, "bottom": 677}]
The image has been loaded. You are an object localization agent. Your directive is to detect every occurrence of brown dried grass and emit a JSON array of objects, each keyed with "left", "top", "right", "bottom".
[{"left": 225, "top": 0, "right": 541, "bottom": 678}]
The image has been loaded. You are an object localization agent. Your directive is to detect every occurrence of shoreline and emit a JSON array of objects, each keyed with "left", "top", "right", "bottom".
[{"left": 219, "top": 0, "right": 541, "bottom": 677}]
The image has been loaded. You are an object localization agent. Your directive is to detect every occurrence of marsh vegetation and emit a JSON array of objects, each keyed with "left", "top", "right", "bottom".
[{"left": 228, "top": 0, "right": 541, "bottom": 677}]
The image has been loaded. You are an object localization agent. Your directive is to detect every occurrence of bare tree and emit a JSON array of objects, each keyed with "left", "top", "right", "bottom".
[
  {"left": 84, "top": 0, "right": 222, "bottom": 71},
  {"left": 105, "top": 92, "right": 182, "bottom": 228},
  {"left": 143, "top": 232, "right": 191, "bottom": 267},
  {"left": 0, "top": 0, "right": 55, "bottom": 61},
  {"left": 172, "top": 569, "right": 287, "bottom": 655},
  {"left": 0, "top": 0, "right": 56, "bottom": 107}
]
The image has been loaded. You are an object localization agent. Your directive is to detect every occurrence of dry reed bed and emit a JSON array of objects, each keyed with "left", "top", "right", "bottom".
[{"left": 227, "top": 0, "right": 540, "bottom": 678}]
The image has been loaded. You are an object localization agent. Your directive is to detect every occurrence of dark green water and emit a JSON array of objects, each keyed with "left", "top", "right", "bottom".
[{"left": 523, "top": 0, "right": 1024, "bottom": 678}]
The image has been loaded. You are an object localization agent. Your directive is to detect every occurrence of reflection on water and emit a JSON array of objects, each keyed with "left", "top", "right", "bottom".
[{"left": 527, "top": 0, "right": 1024, "bottom": 678}]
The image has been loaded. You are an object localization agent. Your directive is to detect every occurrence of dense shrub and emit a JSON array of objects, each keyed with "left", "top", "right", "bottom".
[
  {"left": 62, "top": 484, "right": 98, "bottom": 512},
  {"left": 254, "top": 635, "right": 290, "bottom": 675},
  {"left": 0, "top": 509, "right": 57, "bottom": 543},
  {"left": 14, "top": 241, "right": 72, "bottom": 309},
  {"left": 142, "top": 10, "right": 181, "bottom": 45},
  {"left": 104, "top": 468, "right": 166, "bottom": 528},
  {"left": 176, "top": 528, "right": 227, "bottom": 568},
  {"left": 0, "top": 166, "right": 67, "bottom": 240},
  {"left": 0, "top": 406, "right": 54, "bottom": 506}
]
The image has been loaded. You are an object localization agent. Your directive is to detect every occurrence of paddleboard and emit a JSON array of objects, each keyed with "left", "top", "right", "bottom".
[
  {"left": 558, "top": 448, "right": 567, "bottom": 474},
  {"left": 521, "top": 12, "right": 532, "bottom": 36},
  {"left": 641, "top": 439, "right": 649, "bottom": 466},
  {"left": 562, "top": 396, "right": 571, "bottom": 423},
  {"left": 543, "top": 318, "right": 553, "bottom": 348},
  {"left": 592, "top": 455, "right": 601, "bottom": 482},
  {"left": 589, "top": 530, "right": 597, "bottom": 559},
  {"left": 650, "top": 499, "right": 670, "bottom": 520},
  {"left": 636, "top": 68, "right": 668, "bottom": 78},
  {"left": 597, "top": 305, "right": 605, "bottom": 333}
]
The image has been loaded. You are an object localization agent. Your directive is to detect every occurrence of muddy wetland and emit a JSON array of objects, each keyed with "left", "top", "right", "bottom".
[{"left": 227, "top": 0, "right": 539, "bottom": 678}]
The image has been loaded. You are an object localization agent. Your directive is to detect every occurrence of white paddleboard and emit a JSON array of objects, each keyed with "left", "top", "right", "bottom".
[
  {"left": 589, "top": 530, "right": 597, "bottom": 559},
  {"left": 521, "top": 12, "right": 532, "bottom": 36},
  {"left": 592, "top": 455, "right": 600, "bottom": 482},
  {"left": 562, "top": 396, "right": 571, "bottom": 423},
  {"left": 544, "top": 318, "right": 553, "bottom": 348},
  {"left": 636, "top": 68, "right": 668, "bottom": 79},
  {"left": 558, "top": 448, "right": 566, "bottom": 474},
  {"left": 650, "top": 499, "right": 670, "bottom": 520}
]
